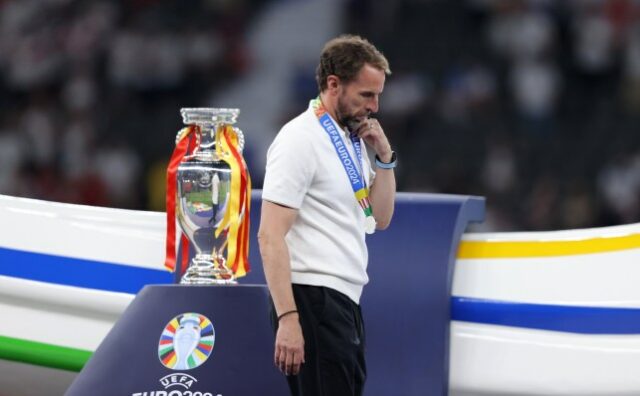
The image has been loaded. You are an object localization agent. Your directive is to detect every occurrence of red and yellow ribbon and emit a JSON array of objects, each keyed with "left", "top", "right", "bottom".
[
  {"left": 215, "top": 125, "right": 251, "bottom": 277},
  {"left": 164, "top": 126, "right": 198, "bottom": 273}
]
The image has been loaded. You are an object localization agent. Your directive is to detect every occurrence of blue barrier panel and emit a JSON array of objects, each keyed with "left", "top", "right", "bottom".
[
  {"left": 362, "top": 193, "right": 484, "bottom": 396},
  {"left": 242, "top": 191, "right": 485, "bottom": 395}
]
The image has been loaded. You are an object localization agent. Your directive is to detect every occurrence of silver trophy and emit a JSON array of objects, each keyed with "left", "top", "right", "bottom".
[{"left": 176, "top": 108, "right": 246, "bottom": 285}]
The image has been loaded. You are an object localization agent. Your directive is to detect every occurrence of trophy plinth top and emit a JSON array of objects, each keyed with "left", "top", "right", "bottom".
[{"left": 180, "top": 108, "right": 240, "bottom": 126}]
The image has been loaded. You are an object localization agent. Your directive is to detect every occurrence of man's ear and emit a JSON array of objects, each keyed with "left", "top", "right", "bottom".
[{"left": 326, "top": 75, "right": 341, "bottom": 95}]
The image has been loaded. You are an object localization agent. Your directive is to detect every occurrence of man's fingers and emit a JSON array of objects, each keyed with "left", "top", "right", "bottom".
[
  {"left": 356, "top": 123, "right": 372, "bottom": 134},
  {"left": 275, "top": 347, "right": 304, "bottom": 375},
  {"left": 279, "top": 353, "right": 287, "bottom": 373},
  {"left": 360, "top": 129, "right": 373, "bottom": 138},
  {"left": 285, "top": 350, "right": 294, "bottom": 375},
  {"left": 274, "top": 321, "right": 305, "bottom": 375},
  {"left": 275, "top": 345, "right": 286, "bottom": 372},
  {"left": 292, "top": 353, "right": 302, "bottom": 375},
  {"left": 289, "top": 350, "right": 304, "bottom": 375}
]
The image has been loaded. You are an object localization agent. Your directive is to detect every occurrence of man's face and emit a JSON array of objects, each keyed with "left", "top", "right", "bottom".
[{"left": 335, "top": 64, "right": 386, "bottom": 132}]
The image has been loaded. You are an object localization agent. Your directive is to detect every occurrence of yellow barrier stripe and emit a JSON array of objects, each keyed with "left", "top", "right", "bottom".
[{"left": 457, "top": 233, "right": 640, "bottom": 259}]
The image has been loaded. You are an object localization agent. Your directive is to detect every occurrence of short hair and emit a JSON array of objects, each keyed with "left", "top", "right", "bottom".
[{"left": 315, "top": 35, "right": 391, "bottom": 92}]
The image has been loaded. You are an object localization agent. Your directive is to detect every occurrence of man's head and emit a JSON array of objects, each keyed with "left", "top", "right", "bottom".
[
  {"left": 316, "top": 35, "right": 390, "bottom": 92},
  {"left": 316, "top": 35, "right": 391, "bottom": 131}
]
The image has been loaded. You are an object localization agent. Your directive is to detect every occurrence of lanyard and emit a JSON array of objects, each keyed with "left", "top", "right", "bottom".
[{"left": 311, "top": 98, "right": 376, "bottom": 234}]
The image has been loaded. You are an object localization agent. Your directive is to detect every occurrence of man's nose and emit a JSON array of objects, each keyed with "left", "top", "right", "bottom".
[{"left": 366, "top": 96, "right": 379, "bottom": 114}]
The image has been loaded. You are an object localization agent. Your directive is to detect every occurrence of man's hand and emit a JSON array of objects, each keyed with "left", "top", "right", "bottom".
[
  {"left": 353, "top": 117, "right": 396, "bottom": 229},
  {"left": 274, "top": 313, "right": 305, "bottom": 375},
  {"left": 354, "top": 118, "right": 392, "bottom": 162}
]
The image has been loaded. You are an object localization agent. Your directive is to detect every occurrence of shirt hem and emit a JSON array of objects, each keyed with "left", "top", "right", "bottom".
[{"left": 290, "top": 272, "right": 364, "bottom": 304}]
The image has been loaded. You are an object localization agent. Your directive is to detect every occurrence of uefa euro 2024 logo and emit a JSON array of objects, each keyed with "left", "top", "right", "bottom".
[{"left": 158, "top": 313, "right": 215, "bottom": 370}]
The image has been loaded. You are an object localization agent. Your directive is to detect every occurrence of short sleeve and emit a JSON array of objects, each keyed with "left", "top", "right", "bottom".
[{"left": 262, "top": 126, "right": 317, "bottom": 209}]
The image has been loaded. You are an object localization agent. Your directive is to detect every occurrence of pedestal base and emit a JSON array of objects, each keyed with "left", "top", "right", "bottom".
[{"left": 66, "top": 285, "right": 287, "bottom": 396}]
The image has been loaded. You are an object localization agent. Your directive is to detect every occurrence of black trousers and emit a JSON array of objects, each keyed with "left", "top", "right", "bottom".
[{"left": 270, "top": 284, "right": 367, "bottom": 396}]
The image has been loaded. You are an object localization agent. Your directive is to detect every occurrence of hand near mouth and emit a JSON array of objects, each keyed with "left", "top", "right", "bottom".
[{"left": 353, "top": 118, "right": 393, "bottom": 163}]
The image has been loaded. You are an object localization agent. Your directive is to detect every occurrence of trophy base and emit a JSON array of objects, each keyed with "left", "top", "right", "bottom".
[{"left": 180, "top": 254, "right": 237, "bottom": 285}]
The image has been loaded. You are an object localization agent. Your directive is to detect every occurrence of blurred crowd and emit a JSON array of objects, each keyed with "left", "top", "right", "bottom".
[
  {"left": 1, "top": 0, "right": 639, "bottom": 231},
  {"left": 345, "top": 0, "right": 640, "bottom": 231},
  {"left": 0, "top": 0, "right": 260, "bottom": 209}
]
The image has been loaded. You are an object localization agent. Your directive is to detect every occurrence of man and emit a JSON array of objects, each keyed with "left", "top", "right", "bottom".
[{"left": 258, "top": 35, "right": 396, "bottom": 396}]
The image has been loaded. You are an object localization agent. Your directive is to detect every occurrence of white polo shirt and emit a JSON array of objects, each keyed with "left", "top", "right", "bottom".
[{"left": 262, "top": 100, "right": 374, "bottom": 304}]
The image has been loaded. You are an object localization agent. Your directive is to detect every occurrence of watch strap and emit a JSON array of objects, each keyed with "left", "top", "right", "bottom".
[{"left": 375, "top": 151, "right": 397, "bottom": 169}]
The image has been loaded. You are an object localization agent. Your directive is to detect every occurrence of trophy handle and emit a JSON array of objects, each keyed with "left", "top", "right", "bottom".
[
  {"left": 233, "top": 127, "right": 245, "bottom": 153},
  {"left": 212, "top": 125, "right": 244, "bottom": 155}
]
